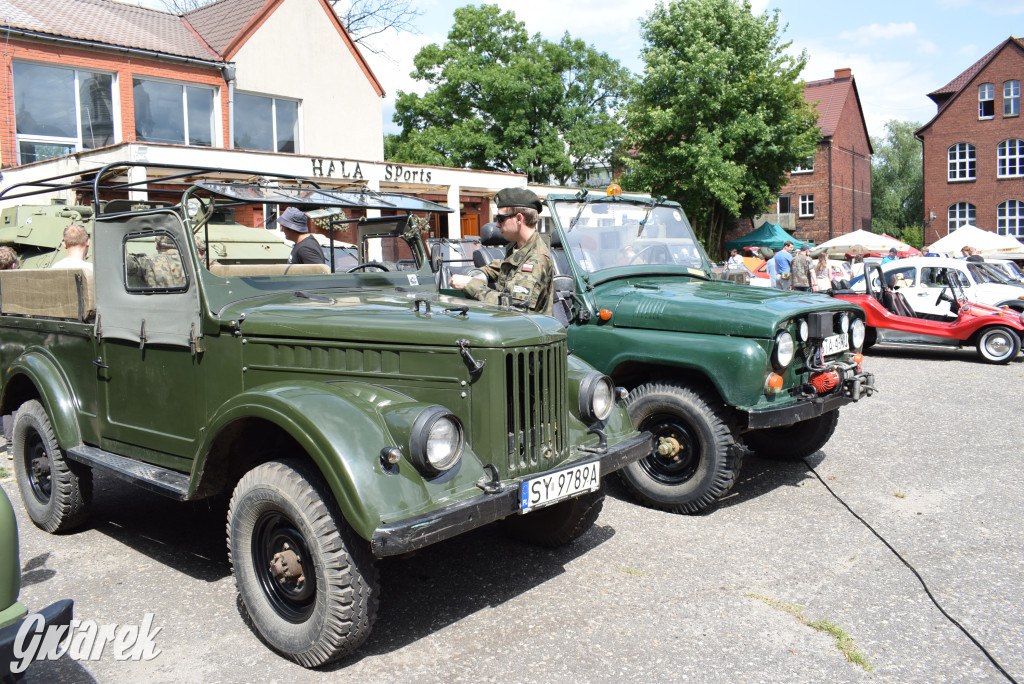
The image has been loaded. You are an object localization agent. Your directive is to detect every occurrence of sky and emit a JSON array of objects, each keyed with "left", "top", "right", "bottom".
[{"left": 350, "top": 0, "right": 1024, "bottom": 137}]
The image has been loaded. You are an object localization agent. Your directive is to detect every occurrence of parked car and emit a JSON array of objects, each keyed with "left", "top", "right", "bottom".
[
  {"left": 0, "top": 163, "right": 648, "bottom": 668},
  {"left": 833, "top": 264, "right": 1024, "bottom": 363},
  {"left": 443, "top": 187, "right": 876, "bottom": 515},
  {"left": 849, "top": 256, "right": 1024, "bottom": 316},
  {"left": 986, "top": 258, "right": 1024, "bottom": 284},
  {"left": 1, "top": 485, "right": 74, "bottom": 681}
]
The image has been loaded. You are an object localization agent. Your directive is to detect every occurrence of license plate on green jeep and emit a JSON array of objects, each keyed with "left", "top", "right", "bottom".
[
  {"left": 822, "top": 333, "right": 848, "bottom": 356},
  {"left": 520, "top": 461, "right": 600, "bottom": 512}
]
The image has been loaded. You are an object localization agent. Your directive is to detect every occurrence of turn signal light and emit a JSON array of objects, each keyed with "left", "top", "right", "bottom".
[
  {"left": 598, "top": 309, "right": 613, "bottom": 321},
  {"left": 765, "top": 372, "right": 784, "bottom": 394},
  {"left": 606, "top": 184, "right": 622, "bottom": 196},
  {"left": 852, "top": 353, "right": 863, "bottom": 363}
]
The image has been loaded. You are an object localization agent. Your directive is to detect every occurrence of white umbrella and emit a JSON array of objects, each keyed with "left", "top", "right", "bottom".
[
  {"left": 928, "top": 225, "right": 1024, "bottom": 256},
  {"left": 811, "top": 229, "right": 909, "bottom": 257}
]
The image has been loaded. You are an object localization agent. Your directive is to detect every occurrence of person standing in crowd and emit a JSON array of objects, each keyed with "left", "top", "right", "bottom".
[
  {"left": 728, "top": 249, "right": 745, "bottom": 269},
  {"left": 814, "top": 252, "right": 830, "bottom": 291},
  {"left": 0, "top": 246, "right": 18, "bottom": 270},
  {"left": 965, "top": 246, "right": 985, "bottom": 262},
  {"left": 279, "top": 207, "right": 326, "bottom": 265},
  {"left": 790, "top": 244, "right": 814, "bottom": 292},
  {"left": 851, "top": 254, "right": 865, "bottom": 279},
  {"left": 449, "top": 188, "right": 553, "bottom": 315},
  {"left": 773, "top": 241, "right": 794, "bottom": 290},
  {"left": 881, "top": 247, "right": 899, "bottom": 264},
  {"left": 51, "top": 224, "right": 93, "bottom": 272}
]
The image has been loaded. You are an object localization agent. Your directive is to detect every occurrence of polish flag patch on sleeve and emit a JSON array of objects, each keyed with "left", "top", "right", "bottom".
[{"left": 522, "top": 263, "right": 534, "bottom": 272}]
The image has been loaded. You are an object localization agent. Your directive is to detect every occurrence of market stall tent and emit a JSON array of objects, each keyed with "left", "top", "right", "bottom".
[
  {"left": 928, "top": 225, "right": 1024, "bottom": 257},
  {"left": 724, "top": 222, "right": 812, "bottom": 251}
]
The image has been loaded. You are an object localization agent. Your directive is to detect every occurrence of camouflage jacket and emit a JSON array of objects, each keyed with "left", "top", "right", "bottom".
[
  {"left": 463, "top": 231, "right": 553, "bottom": 315},
  {"left": 127, "top": 252, "right": 186, "bottom": 288},
  {"left": 790, "top": 253, "right": 814, "bottom": 288}
]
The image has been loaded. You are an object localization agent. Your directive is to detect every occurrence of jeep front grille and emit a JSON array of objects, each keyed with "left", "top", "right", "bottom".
[{"left": 504, "top": 342, "right": 568, "bottom": 474}]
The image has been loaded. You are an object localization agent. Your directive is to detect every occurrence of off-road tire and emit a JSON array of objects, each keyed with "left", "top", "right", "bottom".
[
  {"left": 12, "top": 400, "right": 91, "bottom": 533},
  {"left": 975, "top": 326, "right": 1020, "bottom": 364},
  {"left": 743, "top": 411, "right": 840, "bottom": 462},
  {"left": 619, "top": 383, "right": 742, "bottom": 514},
  {"left": 501, "top": 490, "right": 604, "bottom": 547},
  {"left": 227, "top": 459, "right": 379, "bottom": 668}
]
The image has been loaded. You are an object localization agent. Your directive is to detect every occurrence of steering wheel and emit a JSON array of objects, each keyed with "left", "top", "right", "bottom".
[
  {"left": 346, "top": 261, "right": 391, "bottom": 273},
  {"left": 630, "top": 243, "right": 671, "bottom": 265},
  {"left": 935, "top": 287, "right": 952, "bottom": 306}
]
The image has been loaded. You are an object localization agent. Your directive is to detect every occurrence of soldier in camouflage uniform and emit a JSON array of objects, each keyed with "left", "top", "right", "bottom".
[
  {"left": 449, "top": 188, "right": 553, "bottom": 315},
  {"left": 126, "top": 236, "right": 186, "bottom": 288}
]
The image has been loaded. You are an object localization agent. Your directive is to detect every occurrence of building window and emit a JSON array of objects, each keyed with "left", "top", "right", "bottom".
[
  {"left": 998, "top": 139, "right": 1024, "bottom": 177},
  {"left": 12, "top": 61, "right": 115, "bottom": 165},
  {"left": 948, "top": 202, "right": 975, "bottom": 233},
  {"left": 799, "top": 194, "right": 814, "bottom": 218},
  {"left": 979, "top": 83, "right": 995, "bottom": 118},
  {"left": 1005, "top": 80, "right": 1020, "bottom": 116},
  {"left": 133, "top": 78, "right": 215, "bottom": 146},
  {"left": 792, "top": 157, "right": 814, "bottom": 174},
  {"left": 947, "top": 143, "right": 976, "bottom": 180},
  {"left": 997, "top": 200, "right": 1023, "bottom": 237},
  {"left": 234, "top": 93, "right": 299, "bottom": 152},
  {"left": 778, "top": 195, "right": 792, "bottom": 214}
]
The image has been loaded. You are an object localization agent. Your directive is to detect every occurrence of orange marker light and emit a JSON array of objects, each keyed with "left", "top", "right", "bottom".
[
  {"left": 852, "top": 353, "right": 863, "bottom": 363},
  {"left": 765, "top": 372, "right": 784, "bottom": 394},
  {"left": 606, "top": 184, "right": 622, "bottom": 196},
  {"left": 598, "top": 309, "right": 613, "bottom": 321}
]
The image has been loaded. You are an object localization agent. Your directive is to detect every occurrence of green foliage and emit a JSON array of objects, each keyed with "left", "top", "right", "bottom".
[
  {"left": 871, "top": 120, "right": 924, "bottom": 248},
  {"left": 387, "top": 4, "right": 633, "bottom": 184},
  {"left": 623, "top": 0, "right": 819, "bottom": 255}
]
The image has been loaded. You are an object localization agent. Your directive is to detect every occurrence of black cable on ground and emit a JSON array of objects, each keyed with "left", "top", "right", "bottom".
[{"left": 805, "top": 460, "right": 1019, "bottom": 684}]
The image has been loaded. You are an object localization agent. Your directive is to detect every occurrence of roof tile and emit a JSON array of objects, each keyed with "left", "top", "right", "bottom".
[
  {"left": 184, "top": 0, "right": 270, "bottom": 55},
  {"left": 803, "top": 76, "right": 852, "bottom": 138}
]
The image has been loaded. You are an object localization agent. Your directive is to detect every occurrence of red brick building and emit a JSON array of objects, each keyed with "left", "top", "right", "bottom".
[
  {"left": 728, "top": 68, "right": 873, "bottom": 246},
  {"left": 915, "top": 37, "right": 1024, "bottom": 245}
]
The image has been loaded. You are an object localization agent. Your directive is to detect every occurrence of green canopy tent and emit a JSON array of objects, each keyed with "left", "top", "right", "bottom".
[{"left": 724, "top": 222, "right": 813, "bottom": 252}]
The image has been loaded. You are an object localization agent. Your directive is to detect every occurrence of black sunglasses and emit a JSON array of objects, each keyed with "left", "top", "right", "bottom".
[{"left": 494, "top": 212, "right": 516, "bottom": 223}]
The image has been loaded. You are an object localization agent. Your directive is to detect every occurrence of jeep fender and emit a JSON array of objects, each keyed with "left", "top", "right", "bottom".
[
  {"left": 194, "top": 381, "right": 494, "bottom": 542},
  {"left": 569, "top": 326, "right": 769, "bottom": 407},
  {"left": 2, "top": 352, "right": 82, "bottom": 448}
]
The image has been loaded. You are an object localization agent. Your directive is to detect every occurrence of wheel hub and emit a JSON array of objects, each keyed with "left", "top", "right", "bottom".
[
  {"left": 656, "top": 436, "right": 682, "bottom": 459},
  {"left": 638, "top": 413, "right": 701, "bottom": 485},
  {"left": 252, "top": 512, "right": 316, "bottom": 623},
  {"left": 986, "top": 335, "right": 1010, "bottom": 355},
  {"left": 269, "top": 544, "right": 305, "bottom": 588}
]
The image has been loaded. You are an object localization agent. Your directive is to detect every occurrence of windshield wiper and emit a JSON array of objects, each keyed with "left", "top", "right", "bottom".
[
  {"left": 567, "top": 188, "right": 591, "bottom": 232},
  {"left": 637, "top": 196, "right": 666, "bottom": 237}
]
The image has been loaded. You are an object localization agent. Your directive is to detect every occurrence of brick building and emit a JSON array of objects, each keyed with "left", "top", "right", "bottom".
[
  {"left": 915, "top": 37, "right": 1024, "bottom": 245},
  {"left": 729, "top": 68, "right": 873, "bottom": 246}
]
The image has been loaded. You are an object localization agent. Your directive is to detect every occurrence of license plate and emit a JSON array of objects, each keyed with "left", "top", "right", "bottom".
[
  {"left": 520, "top": 461, "right": 600, "bottom": 512},
  {"left": 822, "top": 333, "right": 849, "bottom": 355}
]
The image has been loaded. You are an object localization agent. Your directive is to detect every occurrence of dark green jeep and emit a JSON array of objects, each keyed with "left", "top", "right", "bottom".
[
  {"left": 0, "top": 164, "right": 648, "bottom": 667},
  {"left": 529, "top": 189, "right": 875, "bottom": 514}
]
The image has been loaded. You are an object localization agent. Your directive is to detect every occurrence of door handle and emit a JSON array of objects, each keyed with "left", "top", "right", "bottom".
[{"left": 92, "top": 357, "right": 109, "bottom": 369}]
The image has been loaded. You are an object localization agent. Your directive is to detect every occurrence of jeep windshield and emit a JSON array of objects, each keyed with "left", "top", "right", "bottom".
[{"left": 551, "top": 199, "right": 712, "bottom": 282}]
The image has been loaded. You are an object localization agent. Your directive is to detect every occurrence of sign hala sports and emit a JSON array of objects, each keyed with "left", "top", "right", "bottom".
[{"left": 310, "top": 159, "right": 433, "bottom": 184}]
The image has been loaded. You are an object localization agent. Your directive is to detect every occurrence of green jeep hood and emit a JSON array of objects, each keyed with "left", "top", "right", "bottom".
[
  {"left": 595, "top": 277, "right": 856, "bottom": 338},
  {"left": 231, "top": 291, "right": 564, "bottom": 348}
]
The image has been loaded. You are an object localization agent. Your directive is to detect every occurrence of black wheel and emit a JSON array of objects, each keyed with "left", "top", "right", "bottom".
[
  {"left": 618, "top": 384, "right": 742, "bottom": 514},
  {"left": 501, "top": 490, "right": 604, "bottom": 547},
  {"left": 12, "top": 400, "right": 91, "bottom": 533},
  {"left": 743, "top": 411, "right": 840, "bottom": 462},
  {"left": 975, "top": 326, "right": 1021, "bottom": 364},
  {"left": 863, "top": 325, "right": 877, "bottom": 350},
  {"left": 346, "top": 262, "right": 390, "bottom": 272},
  {"left": 227, "top": 459, "right": 379, "bottom": 667}
]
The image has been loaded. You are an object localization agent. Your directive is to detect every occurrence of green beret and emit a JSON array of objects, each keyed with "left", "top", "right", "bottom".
[{"left": 495, "top": 187, "right": 542, "bottom": 212}]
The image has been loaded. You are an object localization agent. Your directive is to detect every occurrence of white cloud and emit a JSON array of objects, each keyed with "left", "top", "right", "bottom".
[{"left": 837, "top": 22, "right": 917, "bottom": 46}]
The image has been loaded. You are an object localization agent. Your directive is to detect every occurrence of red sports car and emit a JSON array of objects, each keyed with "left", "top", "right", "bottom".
[{"left": 833, "top": 265, "right": 1024, "bottom": 364}]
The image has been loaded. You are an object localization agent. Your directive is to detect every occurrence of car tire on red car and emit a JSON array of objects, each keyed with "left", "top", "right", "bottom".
[{"left": 975, "top": 325, "right": 1021, "bottom": 364}]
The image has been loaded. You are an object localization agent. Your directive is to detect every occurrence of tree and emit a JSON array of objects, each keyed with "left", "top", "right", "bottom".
[
  {"left": 386, "top": 5, "right": 632, "bottom": 185},
  {"left": 622, "top": 0, "right": 819, "bottom": 255},
  {"left": 870, "top": 120, "right": 924, "bottom": 248},
  {"left": 159, "top": 0, "right": 421, "bottom": 53}
]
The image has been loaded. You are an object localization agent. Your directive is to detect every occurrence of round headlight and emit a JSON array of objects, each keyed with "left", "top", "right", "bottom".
[
  {"left": 579, "top": 371, "right": 615, "bottom": 423},
  {"left": 410, "top": 407, "right": 464, "bottom": 475},
  {"left": 850, "top": 318, "right": 866, "bottom": 349},
  {"left": 796, "top": 319, "right": 809, "bottom": 342},
  {"left": 839, "top": 312, "right": 850, "bottom": 334},
  {"left": 773, "top": 330, "right": 795, "bottom": 369}
]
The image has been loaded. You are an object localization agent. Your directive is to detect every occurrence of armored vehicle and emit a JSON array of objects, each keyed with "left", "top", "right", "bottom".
[
  {"left": 0, "top": 164, "right": 648, "bottom": 667},
  {"left": 469, "top": 187, "right": 876, "bottom": 514}
]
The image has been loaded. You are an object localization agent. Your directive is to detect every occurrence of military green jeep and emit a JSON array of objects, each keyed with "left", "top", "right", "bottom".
[
  {"left": 525, "top": 189, "right": 875, "bottom": 514},
  {"left": 0, "top": 164, "right": 648, "bottom": 667}
]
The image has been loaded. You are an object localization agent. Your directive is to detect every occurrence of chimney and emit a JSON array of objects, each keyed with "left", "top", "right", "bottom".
[{"left": 835, "top": 68, "right": 852, "bottom": 80}]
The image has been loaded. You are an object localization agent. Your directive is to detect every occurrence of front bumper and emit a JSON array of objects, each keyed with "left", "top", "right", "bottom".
[
  {"left": 370, "top": 432, "right": 652, "bottom": 557},
  {"left": 1, "top": 599, "right": 74, "bottom": 677},
  {"left": 745, "top": 368, "right": 876, "bottom": 429}
]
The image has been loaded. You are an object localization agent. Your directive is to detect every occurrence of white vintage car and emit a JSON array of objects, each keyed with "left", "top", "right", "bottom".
[{"left": 850, "top": 256, "right": 1024, "bottom": 317}]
